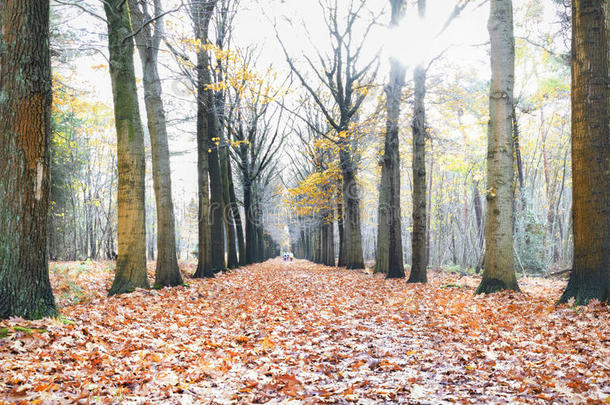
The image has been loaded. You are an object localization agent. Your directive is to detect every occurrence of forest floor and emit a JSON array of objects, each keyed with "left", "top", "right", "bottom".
[{"left": 0, "top": 259, "right": 609, "bottom": 404}]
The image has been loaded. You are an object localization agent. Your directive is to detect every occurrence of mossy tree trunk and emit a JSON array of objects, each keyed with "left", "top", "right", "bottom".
[
  {"left": 559, "top": 0, "right": 610, "bottom": 304},
  {"left": 129, "top": 0, "right": 182, "bottom": 288},
  {"left": 104, "top": 0, "right": 149, "bottom": 296},
  {"left": 0, "top": 0, "right": 57, "bottom": 319},
  {"left": 476, "top": 0, "right": 520, "bottom": 294}
]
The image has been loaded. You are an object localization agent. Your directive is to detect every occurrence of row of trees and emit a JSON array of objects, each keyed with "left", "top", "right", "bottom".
[
  {"left": 285, "top": 0, "right": 608, "bottom": 303},
  {"left": 106, "top": 0, "right": 285, "bottom": 290},
  {"left": 0, "top": 0, "right": 608, "bottom": 319},
  {"left": 0, "top": 0, "right": 285, "bottom": 319}
]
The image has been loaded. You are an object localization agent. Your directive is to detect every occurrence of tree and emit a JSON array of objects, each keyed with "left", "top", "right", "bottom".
[
  {"left": 0, "top": 0, "right": 57, "bottom": 319},
  {"left": 278, "top": 0, "right": 379, "bottom": 269},
  {"left": 476, "top": 0, "right": 520, "bottom": 294},
  {"left": 208, "top": 100, "right": 226, "bottom": 273},
  {"left": 227, "top": 63, "right": 286, "bottom": 265},
  {"left": 559, "top": 0, "right": 610, "bottom": 304},
  {"left": 409, "top": 0, "right": 429, "bottom": 283},
  {"left": 376, "top": 0, "right": 406, "bottom": 278},
  {"left": 103, "top": 0, "right": 149, "bottom": 295},
  {"left": 129, "top": 0, "right": 183, "bottom": 288},
  {"left": 285, "top": 108, "right": 340, "bottom": 266},
  {"left": 190, "top": 0, "right": 218, "bottom": 278},
  {"left": 205, "top": 5, "right": 227, "bottom": 273},
  {"left": 213, "top": 0, "right": 241, "bottom": 269}
]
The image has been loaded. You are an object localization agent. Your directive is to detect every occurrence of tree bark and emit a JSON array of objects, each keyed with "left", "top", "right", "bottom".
[
  {"left": 256, "top": 211, "right": 265, "bottom": 262},
  {"left": 340, "top": 147, "right": 365, "bottom": 269},
  {"left": 559, "top": 0, "right": 610, "bottom": 304},
  {"left": 476, "top": 0, "right": 520, "bottom": 294},
  {"left": 243, "top": 173, "right": 256, "bottom": 264},
  {"left": 324, "top": 218, "right": 335, "bottom": 266},
  {"left": 377, "top": 0, "right": 406, "bottom": 278},
  {"left": 221, "top": 147, "right": 239, "bottom": 268},
  {"left": 313, "top": 220, "right": 321, "bottom": 264},
  {"left": 208, "top": 120, "right": 226, "bottom": 271},
  {"left": 409, "top": 65, "right": 428, "bottom": 282},
  {"left": 192, "top": 0, "right": 217, "bottom": 278},
  {"left": 0, "top": 0, "right": 57, "bottom": 319},
  {"left": 104, "top": 0, "right": 149, "bottom": 295},
  {"left": 213, "top": 38, "right": 237, "bottom": 270},
  {"left": 408, "top": 0, "right": 428, "bottom": 283},
  {"left": 129, "top": 0, "right": 182, "bottom": 288},
  {"left": 337, "top": 188, "right": 345, "bottom": 267}
]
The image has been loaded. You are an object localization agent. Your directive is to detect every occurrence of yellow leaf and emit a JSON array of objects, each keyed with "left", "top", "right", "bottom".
[{"left": 262, "top": 336, "right": 275, "bottom": 350}]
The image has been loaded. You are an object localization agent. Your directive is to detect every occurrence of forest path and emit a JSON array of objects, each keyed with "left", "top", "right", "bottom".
[{"left": 0, "top": 259, "right": 608, "bottom": 403}]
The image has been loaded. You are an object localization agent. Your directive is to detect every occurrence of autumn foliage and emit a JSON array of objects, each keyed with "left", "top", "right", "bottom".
[{"left": 0, "top": 259, "right": 608, "bottom": 403}]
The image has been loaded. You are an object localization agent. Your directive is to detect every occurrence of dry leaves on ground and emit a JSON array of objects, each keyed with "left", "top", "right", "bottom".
[{"left": 1, "top": 259, "right": 608, "bottom": 404}]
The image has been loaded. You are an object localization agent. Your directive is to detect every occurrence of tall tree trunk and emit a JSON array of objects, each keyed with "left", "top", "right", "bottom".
[
  {"left": 304, "top": 226, "right": 311, "bottom": 261},
  {"left": 243, "top": 174, "right": 256, "bottom": 264},
  {"left": 197, "top": 18, "right": 225, "bottom": 272},
  {"left": 324, "top": 219, "right": 335, "bottom": 266},
  {"left": 104, "top": 0, "right": 149, "bottom": 295},
  {"left": 254, "top": 189, "right": 265, "bottom": 262},
  {"left": 192, "top": 0, "right": 217, "bottom": 278},
  {"left": 409, "top": 68, "right": 428, "bottom": 282},
  {"left": 409, "top": 0, "right": 428, "bottom": 283},
  {"left": 377, "top": 0, "right": 406, "bottom": 278},
  {"left": 476, "top": 0, "right": 520, "bottom": 294},
  {"left": 129, "top": 0, "right": 182, "bottom": 288},
  {"left": 298, "top": 228, "right": 306, "bottom": 259},
  {"left": 340, "top": 147, "right": 365, "bottom": 269},
  {"left": 221, "top": 147, "right": 239, "bottom": 268},
  {"left": 256, "top": 222, "right": 265, "bottom": 262},
  {"left": 0, "top": 0, "right": 57, "bottom": 319},
  {"left": 314, "top": 220, "right": 322, "bottom": 264},
  {"left": 560, "top": 0, "right": 610, "bottom": 304},
  {"left": 337, "top": 188, "right": 345, "bottom": 267},
  {"left": 213, "top": 35, "right": 237, "bottom": 269},
  {"left": 208, "top": 125, "right": 225, "bottom": 271}
]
